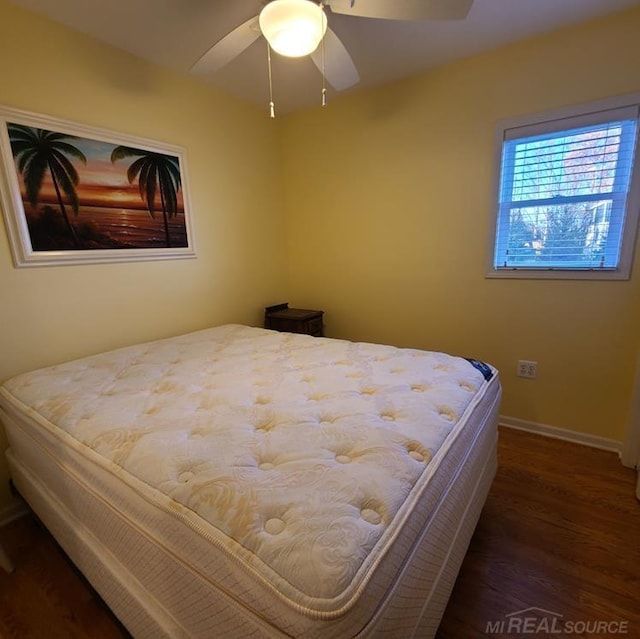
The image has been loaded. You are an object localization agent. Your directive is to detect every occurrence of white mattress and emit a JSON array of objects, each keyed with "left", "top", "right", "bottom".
[{"left": 0, "top": 324, "right": 500, "bottom": 638}]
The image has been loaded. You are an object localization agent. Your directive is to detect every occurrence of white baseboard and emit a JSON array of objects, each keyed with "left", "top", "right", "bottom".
[
  {"left": 0, "top": 500, "right": 28, "bottom": 527},
  {"left": 499, "top": 415, "right": 623, "bottom": 456}
]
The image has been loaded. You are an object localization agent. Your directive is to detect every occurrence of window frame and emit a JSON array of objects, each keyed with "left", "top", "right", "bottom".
[{"left": 486, "top": 94, "right": 640, "bottom": 280}]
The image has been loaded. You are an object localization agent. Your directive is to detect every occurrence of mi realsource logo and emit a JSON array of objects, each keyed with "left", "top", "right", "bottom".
[{"left": 486, "top": 608, "right": 629, "bottom": 635}]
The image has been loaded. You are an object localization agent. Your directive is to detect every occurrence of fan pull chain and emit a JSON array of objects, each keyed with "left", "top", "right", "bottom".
[
  {"left": 320, "top": 4, "right": 327, "bottom": 107},
  {"left": 267, "top": 42, "right": 275, "bottom": 118}
]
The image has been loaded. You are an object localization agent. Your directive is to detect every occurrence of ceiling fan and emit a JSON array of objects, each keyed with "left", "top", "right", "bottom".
[{"left": 190, "top": 0, "right": 473, "bottom": 106}]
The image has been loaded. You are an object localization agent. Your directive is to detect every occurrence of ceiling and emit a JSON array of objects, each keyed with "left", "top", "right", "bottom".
[{"left": 9, "top": 0, "right": 640, "bottom": 115}]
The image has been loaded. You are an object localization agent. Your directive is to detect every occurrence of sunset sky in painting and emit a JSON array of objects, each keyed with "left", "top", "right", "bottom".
[{"left": 14, "top": 130, "right": 184, "bottom": 212}]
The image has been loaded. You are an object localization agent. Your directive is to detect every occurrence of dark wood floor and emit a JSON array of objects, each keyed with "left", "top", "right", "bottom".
[
  {"left": 0, "top": 427, "right": 638, "bottom": 638},
  {"left": 438, "top": 428, "right": 640, "bottom": 639}
]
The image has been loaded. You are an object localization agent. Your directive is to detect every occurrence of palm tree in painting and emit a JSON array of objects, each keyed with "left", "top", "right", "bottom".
[
  {"left": 8, "top": 124, "right": 87, "bottom": 248},
  {"left": 110, "top": 147, "right": 182, "bottom": 248}
]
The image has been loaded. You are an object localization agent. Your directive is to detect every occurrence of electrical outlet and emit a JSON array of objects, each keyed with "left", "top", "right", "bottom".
[{"left": 517, "top": 360, "right": 537, "bottom": 379}]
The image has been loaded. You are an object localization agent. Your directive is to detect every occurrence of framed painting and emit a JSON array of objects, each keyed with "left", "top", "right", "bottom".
[{"left": 0, "top": 106, "right": 196, "bottom": 267}]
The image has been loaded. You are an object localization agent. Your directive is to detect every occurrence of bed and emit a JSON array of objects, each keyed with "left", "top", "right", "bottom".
[{"left": 0, "top": 324, "right": 501, "bottom": 638}]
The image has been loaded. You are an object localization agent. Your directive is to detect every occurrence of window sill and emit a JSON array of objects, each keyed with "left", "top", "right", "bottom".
[{"left": 485, "top": 267, "right": 630, "bottom": 281}]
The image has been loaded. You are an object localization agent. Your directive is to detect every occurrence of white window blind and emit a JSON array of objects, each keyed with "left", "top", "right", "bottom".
[{"left": 490, "top": 102, "right": 640, "bottom": 278}]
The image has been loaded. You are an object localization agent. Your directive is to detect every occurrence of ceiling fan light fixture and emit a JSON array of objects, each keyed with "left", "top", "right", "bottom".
[{"left": 259, "top": 0, "right": 327, "bottom": 58}]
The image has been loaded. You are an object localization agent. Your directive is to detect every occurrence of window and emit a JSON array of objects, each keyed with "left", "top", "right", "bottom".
[{"left": 488, "top": 96, "right": 640, "bottom": 279}]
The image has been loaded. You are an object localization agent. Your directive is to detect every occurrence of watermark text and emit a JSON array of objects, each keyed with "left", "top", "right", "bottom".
[{"left": 486, "top": 608, "right": 629, "bottom": 635}]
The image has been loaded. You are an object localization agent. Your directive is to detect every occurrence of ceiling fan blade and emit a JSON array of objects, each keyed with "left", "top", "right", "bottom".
[
  {"left": 190, "top": 15, "right": 261, "bottom": 75},
  {"left": 310, "top": 28, "right": 360, "bottom": 91},
  {"left": 325, "top": 0, "right": 473, "bottom": 21}
]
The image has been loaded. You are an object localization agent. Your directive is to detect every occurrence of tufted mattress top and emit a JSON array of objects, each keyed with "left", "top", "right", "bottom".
[{"left": 0, "top": 324, "right": 499, "bottom": 633}]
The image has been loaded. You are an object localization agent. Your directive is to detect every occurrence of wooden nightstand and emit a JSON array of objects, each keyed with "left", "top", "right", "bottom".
[{"left": 265, "top": 303, "right": 324, "bottom": 337}]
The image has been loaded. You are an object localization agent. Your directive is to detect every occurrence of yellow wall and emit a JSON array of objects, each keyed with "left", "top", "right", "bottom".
[
  {"left": 280, "top": 7, "right": 640, "bottom": 442},
  {"left": 0, "top": 0, "right": 287, "bottom": 513}
]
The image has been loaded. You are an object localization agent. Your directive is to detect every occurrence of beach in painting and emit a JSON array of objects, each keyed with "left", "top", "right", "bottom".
[{"left": 24, "top": 201, "right": 188, "bottom": 251}]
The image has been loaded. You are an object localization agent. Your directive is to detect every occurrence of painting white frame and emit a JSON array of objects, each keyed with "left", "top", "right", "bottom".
[{"left": 0, "top": 105, "right": 196, "bottom": 267}]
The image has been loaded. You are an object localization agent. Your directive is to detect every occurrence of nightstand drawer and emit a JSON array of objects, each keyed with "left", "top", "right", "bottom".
[
  {"left": 306, "top": 316, "right": 323, "bottom": 336},
  {"left": 264, "top": 303, "right": 324, "bottom": 337}
]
